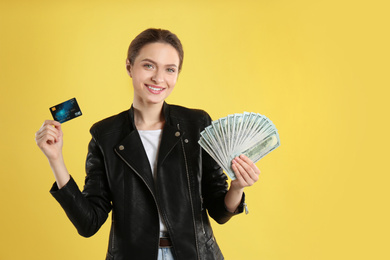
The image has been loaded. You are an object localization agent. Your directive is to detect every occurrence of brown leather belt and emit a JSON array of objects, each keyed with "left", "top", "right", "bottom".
[{"left": 159, "top": 237, "right": 172, "bottom": 247}]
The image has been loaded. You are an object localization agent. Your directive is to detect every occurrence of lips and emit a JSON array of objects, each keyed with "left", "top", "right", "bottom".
[{"left": 146, "top": 84, "right": 165, "bottom": 94}]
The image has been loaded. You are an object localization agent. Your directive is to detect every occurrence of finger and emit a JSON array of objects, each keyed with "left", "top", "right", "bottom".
[
  {"left": 235, "top": 157, "right": 255, "bottom": 176},
  {"left": 36, "top": 125, "right": 60, "bottom": 142},
  {"left": 43, "top": 120, "right": 61, "bottom": 127},
  {"left": 41, "top": 120, "right": 62, "bottom": 133},
  {"left": 36, "top": 131, "right": 57, "bottom": 147},
  {"left": 39, "top": 120, "right": 62, "bottom": 136},
  {"left": 239, "top": 154, "right": 261, "bottom": 175},
  {"left": 35, "top": 125, "right": 61, "bottom": 144},
  {"left": 232, "top": 160, "right": 247, "bottom": 184},
  {"left": 234, "top": 157, "right": 258, "bottom": 185},
  {"left": 232, "top": 158, "right": 254, "bottom": 186}
]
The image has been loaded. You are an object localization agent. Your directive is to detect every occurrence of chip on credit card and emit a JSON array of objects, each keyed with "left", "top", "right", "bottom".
[{"left": 49, "top": 97, "right": 82, "bottom": 123}]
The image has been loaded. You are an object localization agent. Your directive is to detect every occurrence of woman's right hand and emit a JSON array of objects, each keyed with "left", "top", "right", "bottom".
[
  {"left": 35, "top": 120, "right": 70, "bottom": 188},
  {"left": 35, "top": 120, "right": 64, "bottom": 162}
]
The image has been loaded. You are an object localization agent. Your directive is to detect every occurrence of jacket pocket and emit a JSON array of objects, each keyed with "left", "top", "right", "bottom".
[
  {"left": 206, "top": 235, "right": 216, "bottom": 250},
  {"left": 205, "top": 236, "right": 224, "bottom": 260}
]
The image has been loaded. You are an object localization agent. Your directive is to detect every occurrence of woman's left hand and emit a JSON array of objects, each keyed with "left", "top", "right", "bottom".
[
  {"left": 230, "top": 154, "right": 260, "bottom": 191},
  {"left": 224, "top": 154, "right": 260, "bottom": 213}
]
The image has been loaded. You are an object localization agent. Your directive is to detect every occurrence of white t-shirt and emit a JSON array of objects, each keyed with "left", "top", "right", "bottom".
[{"left": 138, "top": 129, "right": 167, "bottom": 233}]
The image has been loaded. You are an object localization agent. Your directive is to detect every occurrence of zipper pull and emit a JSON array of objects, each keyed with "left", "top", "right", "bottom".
[{"left": 244, "top": 203, "right": 249, "bottom": 215}]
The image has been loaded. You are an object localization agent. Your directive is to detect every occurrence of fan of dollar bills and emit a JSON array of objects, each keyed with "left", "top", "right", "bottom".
[{"left": 198, "top": 112, "right": 280, "bottom": 180}]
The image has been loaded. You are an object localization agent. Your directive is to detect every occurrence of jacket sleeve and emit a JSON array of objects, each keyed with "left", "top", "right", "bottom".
[
  {"left": 200, "top": 112, "right": 245, "bottom": 224},
  {"left": 50, "top": 135, "right": 112, "bottom": 237}
]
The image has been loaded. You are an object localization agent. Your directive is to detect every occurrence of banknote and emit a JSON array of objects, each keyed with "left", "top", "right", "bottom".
[{"left": 198, "top": 112, "right": 280, "bottom": 180}]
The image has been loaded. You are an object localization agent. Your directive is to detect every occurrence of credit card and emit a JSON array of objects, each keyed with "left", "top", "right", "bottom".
[{"left": 49, "top": 97, "right": 82, "bottom": 123}]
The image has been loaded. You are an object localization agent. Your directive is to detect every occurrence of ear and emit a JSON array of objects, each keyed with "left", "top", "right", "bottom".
[{"left": 126, "top": 59, "right": 132, "bottom": 78}]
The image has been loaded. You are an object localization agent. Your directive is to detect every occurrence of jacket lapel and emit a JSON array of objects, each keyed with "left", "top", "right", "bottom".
[
  {"left": 115, "top": 130, "right": 155, "bottom": 192},
  {"left": 114, "top": 107, "right": 155, "bottom": 194},
  {"left": 158, "top": 102, "right": 183, "bottom": 166},
  {"left": 157, "top": 123, "right": 183, "bottom": 167}
]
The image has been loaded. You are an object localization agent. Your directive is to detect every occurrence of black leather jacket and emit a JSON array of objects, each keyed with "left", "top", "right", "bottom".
[{"left": 50, "top": 103, "right": 245, "bottom": 260}]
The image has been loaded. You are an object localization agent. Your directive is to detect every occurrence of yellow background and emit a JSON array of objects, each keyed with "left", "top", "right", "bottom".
[{"left": 1, "top": 0, "right": 389, "bottom": 259}]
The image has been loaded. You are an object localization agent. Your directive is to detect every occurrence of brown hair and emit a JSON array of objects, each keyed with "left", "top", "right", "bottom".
[{"left": 127, "top": 28, "right": 184, "bottom": 72}]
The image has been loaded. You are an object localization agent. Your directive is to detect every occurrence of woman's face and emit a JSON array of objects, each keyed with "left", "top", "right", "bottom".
[{"left": 127, "top": 42, "right": 180, "bottom": 107}]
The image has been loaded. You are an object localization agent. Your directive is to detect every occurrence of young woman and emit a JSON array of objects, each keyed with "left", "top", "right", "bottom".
[{"left": 35, "top": 28, "right": 260, "bottom": 260}]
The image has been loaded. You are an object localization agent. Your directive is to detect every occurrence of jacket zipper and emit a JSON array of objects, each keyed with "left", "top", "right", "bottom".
[
  {"left": 200, "top": 197, "right": 206, "bottom": 235},
  {"left": 114, "top": 149, "right": 162, "bottom": 253},
  {"left": 111, "top": 214, "right": 115, "bottom": 249},
  {"left": 178, "top": 124, "right": 201, "bottom": 260},
  {"left": 244, "top": 202, "right": 249, "bottom": 214}
]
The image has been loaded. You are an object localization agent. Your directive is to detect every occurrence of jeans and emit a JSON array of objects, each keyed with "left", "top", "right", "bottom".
[{"left": 157, "top": 247, "right": 174, "bottom": 260}]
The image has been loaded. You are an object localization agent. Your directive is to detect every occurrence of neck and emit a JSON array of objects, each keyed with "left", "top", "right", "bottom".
[{"left": 133, "top": 101, "right": 165, "bottom": 130}]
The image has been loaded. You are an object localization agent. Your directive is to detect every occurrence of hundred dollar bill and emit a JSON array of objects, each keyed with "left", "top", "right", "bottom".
[
  {"left": 233, "top": 132, "right": 280, "bottom": 163},
  {"left": 227, "top": 114, "right": 235, "bottom": 154},
  {"left": 199, "top": 133, "right": 227, "bottom": 172},
  {"left": 198, "top": 112, "right": 280, "bottom": 180}
]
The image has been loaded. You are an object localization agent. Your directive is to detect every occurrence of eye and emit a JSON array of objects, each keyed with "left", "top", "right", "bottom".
[
  {"left": 143, "top": 64, "right": 154, "bottom": 69},
  {"left": 167, "top": 68, "right": 176, "bottom": 73}
]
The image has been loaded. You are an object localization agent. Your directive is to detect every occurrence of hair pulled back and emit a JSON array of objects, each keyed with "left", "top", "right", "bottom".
[{"left": 127, "top": 28, "right": 184, "bottom": 72}]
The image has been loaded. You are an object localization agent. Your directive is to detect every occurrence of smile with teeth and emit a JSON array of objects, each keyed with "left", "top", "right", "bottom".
[
  {"left": 146, "top": 84, "right": 165, "bottom": 94},
  {"left": 148, "top": 86, "right": 163, "bottom": 91}
]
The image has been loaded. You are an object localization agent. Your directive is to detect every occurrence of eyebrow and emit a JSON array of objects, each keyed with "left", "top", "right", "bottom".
[{"left": 141, "top": 58, "right": 178, "bottom": 67}]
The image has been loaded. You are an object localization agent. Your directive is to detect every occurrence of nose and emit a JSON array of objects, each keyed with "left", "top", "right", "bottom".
[{"left": 151, "top": 69, "right": 164, "bottom": 84}]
